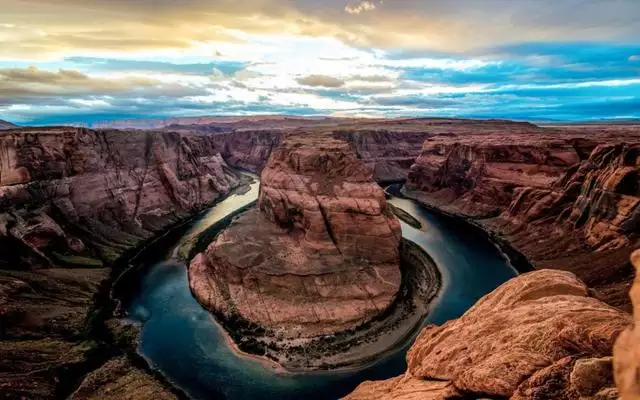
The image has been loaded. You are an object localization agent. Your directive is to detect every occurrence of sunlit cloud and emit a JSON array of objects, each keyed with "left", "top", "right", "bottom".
[
  {"left": 1, "top": 0, "right": 640, "bottom": 124},
  {"left": 345, "top": 1, "right": 378, "bottom": 15}
]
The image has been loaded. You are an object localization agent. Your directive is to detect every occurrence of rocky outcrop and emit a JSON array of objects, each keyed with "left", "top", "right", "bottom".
[
  {"left": 221, "top": 130, "right": 282, "bottom": 173},
  {"left": 0, "top": 127, "right": 245, "bottom": 266},
  {"left": 346, "top": 268, "right": 631, "bottom": 400},
  {"left": 189, "top": 134, "right": 402, "bottom": 341},
  {"left": 614, "top": 249, "right": 640, "bottom": 399}
]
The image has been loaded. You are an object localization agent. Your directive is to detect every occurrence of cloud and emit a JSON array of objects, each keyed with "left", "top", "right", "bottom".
[
  {"left": 0, "top": 66, "right": 207, "bottom": 98},
  {"left": 296, "top": 74, "right": 345, "bottom": 87},
  {"left": 345, "top": 1, "right": 377, "bottom": 14},
  {"left": 630, "top": 55, "right": 640, "bottom": 61},
  {"left": 3, "top": 0, "right": 640, "bottom": 57}
]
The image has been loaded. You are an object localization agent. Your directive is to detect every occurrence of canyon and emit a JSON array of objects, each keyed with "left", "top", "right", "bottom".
[{"left": 0, "top": 118, "right": 638, "bottom": 399}]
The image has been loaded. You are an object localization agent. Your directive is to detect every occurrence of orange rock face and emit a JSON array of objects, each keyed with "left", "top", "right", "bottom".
[
  {"left": 614, "top": 250, "right": 640, "bottom": 399},
  {"left": 346, "top": 268, "right": 630, "bottom": 400},
  {"left": 189, "top": 134, "right": 402, "bottom": 338}
]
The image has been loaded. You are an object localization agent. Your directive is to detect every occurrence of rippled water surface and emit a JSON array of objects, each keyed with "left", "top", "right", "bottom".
[{"left": 121, "top": 181, "right": 517, "bottom": 399}]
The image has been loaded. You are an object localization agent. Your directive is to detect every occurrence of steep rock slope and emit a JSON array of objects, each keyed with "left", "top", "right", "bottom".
[
  {"left": 346, "top": 268, "right": 631, "bottom": 400},
  {"left": 189, "top": 134, "right": 402, "bottom": 339},
  {"left": 222, "top": 130, "right": 282, "bottom": 173},
  {"left": 333, "top": 130, "right": 432, "bottom": 183},
  {"left": 614, "top": 250, "right": 640, "bottom": 399}
]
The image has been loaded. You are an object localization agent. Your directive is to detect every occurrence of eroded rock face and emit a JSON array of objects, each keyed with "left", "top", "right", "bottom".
[
  {"left": 614, "top": 250, "right": 640, "bottom": 400},
  {"left": 404, "top": 128, "right": 640, "bottom": 310},
  {"left": 333, "top": 130, "right": 432, "bottom": 183},
  {"left": 0, "top": 127, "right": 244, "bottom": 266},
  {"left": 0, "top": 126, "right": 245, "bottom": 398},
  {"left": 189, "top": 134, "right": 401, "bottom": 338},
  {"left": 346, "top": 269, "right": 630, "bottom": 400}
]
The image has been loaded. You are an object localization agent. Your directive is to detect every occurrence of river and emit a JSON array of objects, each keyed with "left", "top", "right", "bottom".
[{"left": 115, "top": 178, "right": 517, "bottom": 399}]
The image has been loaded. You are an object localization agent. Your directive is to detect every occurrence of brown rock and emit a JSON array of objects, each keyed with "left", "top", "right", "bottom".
[
  {"left": 613, "top": 249, "right": 640, "bottom": 400},
  {"left": 346, "top": 269, "right": 630, "bottom": 399},
  {"left": 0, "top": 127, "right": 245, "bottom": 265},
  {"left": 404, "top": 126, "right": 640, "bottom": 310}
]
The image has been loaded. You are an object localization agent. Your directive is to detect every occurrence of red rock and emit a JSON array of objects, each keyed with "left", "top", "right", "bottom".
[
  {"left": 0, "top": 127, "right": 245, "bottom": 265},
  {"left": 403, "top": 125, "right": 640, "bottom": 310}
]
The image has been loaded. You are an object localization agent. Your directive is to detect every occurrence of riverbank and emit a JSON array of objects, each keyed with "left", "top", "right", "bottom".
[{"left": 400, "top": 186, "right": 638, "bottom": 313}]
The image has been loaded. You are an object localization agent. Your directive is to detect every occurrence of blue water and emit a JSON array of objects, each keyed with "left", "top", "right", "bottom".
[{"left": 121, "top": 182, "right": 517, "bottom": 400}]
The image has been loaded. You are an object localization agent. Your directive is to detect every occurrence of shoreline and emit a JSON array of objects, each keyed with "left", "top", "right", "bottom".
[{"left": 400, "top": 187, "right": 535, "bottom": 275}]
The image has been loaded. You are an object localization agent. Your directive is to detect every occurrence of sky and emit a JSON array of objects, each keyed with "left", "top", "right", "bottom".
[{"left": 1, "top": 0, "right": 640, "bottom": 125}]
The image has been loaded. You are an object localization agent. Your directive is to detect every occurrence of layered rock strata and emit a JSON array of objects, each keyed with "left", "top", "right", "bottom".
[
  {"left": 0, "top": 127, "right": 245, "bottom": 266},
  {"left": 346, "top": 267, "right": 632, "bottom": 400},
  {"left": 405, "top": 128, "right": 640, "bottom": 310},
  {"left": 189, "top": 134, "right": 402, "bottom": 341},
  {"left": 332, "top": 130, "right": 432, "bottom": 183}
]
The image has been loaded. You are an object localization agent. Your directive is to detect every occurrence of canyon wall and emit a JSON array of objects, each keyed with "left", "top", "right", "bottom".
[
  {"left": 0, "top": 127, "right": 245, "bottom": 267},
  {"left": 189, "top": 133, "right": 402, "bottom": 340},
  {"left": 332, "top": 130, "right": 432, "bottom": 183},
  {"left": 405, "top": 127, "right": 640, "bottom": 310},
  {"left": 0, "top": 126, "right": 245, "bottom": 399}
]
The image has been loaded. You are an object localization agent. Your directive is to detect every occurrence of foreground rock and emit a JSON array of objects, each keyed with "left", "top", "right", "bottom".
[
  {"left": 190, "top": 133, "right": 406, "bottom": 367},
  {"left": 614, "top": 249, "right": 640, "bottom": 399},
  {"left": 405, "top": 125, "right": 640, "bottom": 311},
  {"left": 346, "top": 268, "right": 631, "bottom": 400}
]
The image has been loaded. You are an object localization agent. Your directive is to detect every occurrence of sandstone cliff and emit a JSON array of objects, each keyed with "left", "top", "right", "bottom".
[
  {"left": 332, "top": 130, "right": 432, "bottom": 183},
  {"left": 347, "top": 267, "right": 631, "bottom": 400},
  {"left": 189, "top": 134, "right": 402, "bottom": 341},
  {"left": 405, "top": 126, "right": 640, "bottom": 310}
]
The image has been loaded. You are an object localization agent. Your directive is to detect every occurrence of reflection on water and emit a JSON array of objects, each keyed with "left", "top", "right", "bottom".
[{"left": 122, "top": 180, "right": 517, "bottom": 399}]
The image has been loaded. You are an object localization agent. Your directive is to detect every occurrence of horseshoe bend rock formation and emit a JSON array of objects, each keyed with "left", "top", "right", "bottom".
[
  {"left": 346, "top": 267, "right": 632, "bottom": 400},
  {"left": 189, "top": 134, "right": 402, "bottom": 339}
]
